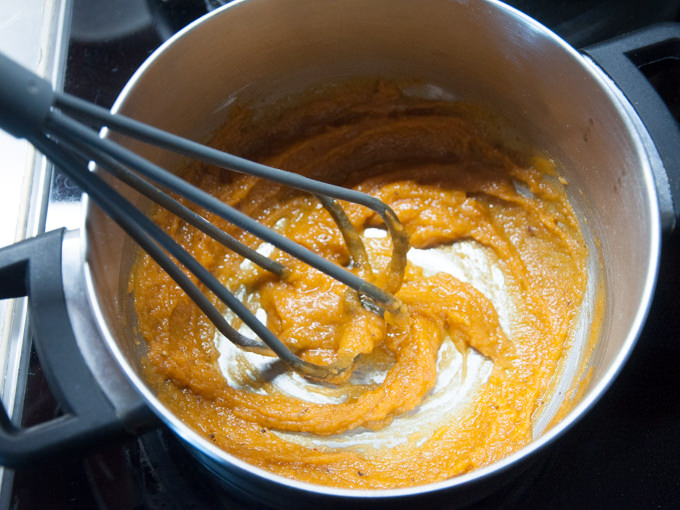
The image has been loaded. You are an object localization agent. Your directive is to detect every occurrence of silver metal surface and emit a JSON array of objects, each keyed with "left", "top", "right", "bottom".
[
  {"left": 60, "top": 229, "right": 150, "bottom": 428},
  {"left": 0, "top": 0, "right": 71, "bottom": 410},
  {"left": 66, "top": 0, "right": 661, "bottom": 505},
  {"left": 0, "top": 0, "right": 71, "bottom": 493}
]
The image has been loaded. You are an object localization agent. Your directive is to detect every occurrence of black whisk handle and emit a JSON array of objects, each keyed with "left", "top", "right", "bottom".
[{"left": 0, "top": 52, "right": 54, "bottom": 139}]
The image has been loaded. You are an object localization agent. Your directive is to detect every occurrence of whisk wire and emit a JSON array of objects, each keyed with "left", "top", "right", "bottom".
[
  {"left": 44, "top": 108, "right": 402, "bottom": 313},
  {"left": 41, "top": 103, "right": 390, "bottom": 380},
  {"left": 31, "top": 133, "right": 343, "bottom": 380},
  {"left": 54, "top": 126, "right": 287, "bottom": 279},
  {"left": 0, "top": 52, "right": 408, "bottom": 381},
  {"left": 55, "top": 92, "right": 409, "bottom": 294}
]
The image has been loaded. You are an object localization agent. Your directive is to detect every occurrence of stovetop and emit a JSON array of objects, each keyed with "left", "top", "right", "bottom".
[{"left": 3, "top": 1, "right": 680, "bottom": 508}]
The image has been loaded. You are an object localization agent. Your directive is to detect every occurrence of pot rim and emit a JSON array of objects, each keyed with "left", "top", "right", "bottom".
[{"left": 81, "top": 0, "right": 662, "bottom": 499}]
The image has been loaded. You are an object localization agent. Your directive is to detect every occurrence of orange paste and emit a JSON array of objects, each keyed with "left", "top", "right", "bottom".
[{"left": 131, "top": 81, "right": 588, "bottom": 488}]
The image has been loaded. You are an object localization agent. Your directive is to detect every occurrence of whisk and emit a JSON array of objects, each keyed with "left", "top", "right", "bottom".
[{"left": 0, "top": 53, "right": 409, "bottom": 382}]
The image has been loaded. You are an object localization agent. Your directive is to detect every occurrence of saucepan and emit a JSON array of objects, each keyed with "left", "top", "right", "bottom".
[{"left": 0, "top": 0, "right": 678, "bottom": 508}]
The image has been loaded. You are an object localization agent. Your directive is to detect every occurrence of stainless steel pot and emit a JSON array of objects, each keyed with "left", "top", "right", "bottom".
[{"left": 1, "top": 0, "right": 678, "bottom": 508}]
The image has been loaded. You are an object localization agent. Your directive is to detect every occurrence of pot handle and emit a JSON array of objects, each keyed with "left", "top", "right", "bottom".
[
  {"left": 583, "top": 23, "right": 680, "bottom": 234},
  {"left": 0, "top": 228, "right": 147, "bottom": 467}
]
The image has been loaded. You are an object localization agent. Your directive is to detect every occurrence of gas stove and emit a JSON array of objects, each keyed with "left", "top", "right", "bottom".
[{"left": 1, "top": 1, "right": 680, "bottom": 508}]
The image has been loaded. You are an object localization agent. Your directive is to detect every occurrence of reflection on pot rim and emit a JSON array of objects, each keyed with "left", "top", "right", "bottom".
[{"left": 74, "top": 0, "right": 662, "bottom": 503}]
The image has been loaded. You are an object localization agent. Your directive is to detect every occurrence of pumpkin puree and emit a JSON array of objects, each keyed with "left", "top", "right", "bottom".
[{"left": 131, "top": 81, "right": 588, "bottom": 488}]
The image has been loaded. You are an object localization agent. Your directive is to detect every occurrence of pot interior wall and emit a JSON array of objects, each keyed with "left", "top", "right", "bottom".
[{"left": 83, "top": 0, "right": 657, "bottom": 465}]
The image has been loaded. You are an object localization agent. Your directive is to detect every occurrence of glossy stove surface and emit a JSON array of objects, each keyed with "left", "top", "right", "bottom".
[{"left": 5, "top": 1, "right": 680, "bottom": 508}]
